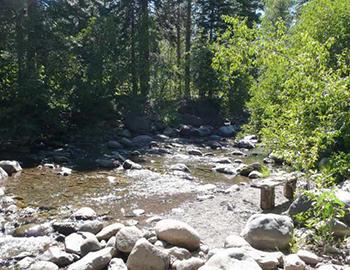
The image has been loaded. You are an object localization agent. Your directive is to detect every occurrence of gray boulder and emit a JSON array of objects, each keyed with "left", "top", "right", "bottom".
[
  {"left": 40, "top": 246, "right": 76, "bottom": 267},
  {"left": 96, "top": 223, "right": 124, "bottom": 241},
  {"left": 108, "top": 258, "right": 127, "bottom": 270},
  {"left": 71, "top": 207, "right": 97, "bottom": 220},
  {"left": 218, "top": 125, "right": 237, "bottom": 137},
  {"left": 155, "top": 219, "right": 201, "bottom": 251},
  {"left": 65, "top": 232, "right": 99, "bottom": 255},
  {"left": 127, "top": 238, "right": 170, "bottom": 270},
  {"left": 132, "top": 135, "right": 153, "bottom": 147},
  {"left": 115, "top": 226, "right": 143, "bottom": 253},
  {"left": 29, "top": 261, "right": 59, "bottom": 270},
  {"left": 67, "top": 247, "right": 114, "bottom": 270},
  {"left": 173, "top": 258, "right": 205, "bottom": 270},
  {"left": 241, "top": 214, "right": 294, "bottom": 250}
]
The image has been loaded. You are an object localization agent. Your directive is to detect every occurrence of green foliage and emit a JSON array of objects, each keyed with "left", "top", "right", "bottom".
[{"left": 295, "top": 190, "right": 346, "bottom": 245}]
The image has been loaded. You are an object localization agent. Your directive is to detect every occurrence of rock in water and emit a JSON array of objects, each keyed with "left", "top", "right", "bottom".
[
  {"left": 241, "top": 214, "right": 294, "bottom": 250},
  {"left": 67, "top": 247, "right": 114, "bottom": 270},
  {"left": 127, "top": 238, "right": 170, "bottom": 270},
  {"left": 155, "top": 219, "right": 201, "bottom": 251},
  {"left": 71, "top": 207, "right": 97, "bottom": 220},
  {"left": 0, "top": 160, "right": 22, "bottom": 175},
  {"left": 123, "top": 160, "right": 142, "bottom": 170},
  {"left": 115, "top": 226, "right": 143, "bottom": 253}
]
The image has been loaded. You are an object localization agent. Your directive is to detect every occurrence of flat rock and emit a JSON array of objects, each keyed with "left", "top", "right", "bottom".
[
  {"left": 67, "top": 247, "right": 114, "bottom": 270},
  {"left": 155, "top": 219, "right": 201, "bottom": 251},
  {"left": 96, "top": 223, "right": 125, "bottom": 241}
]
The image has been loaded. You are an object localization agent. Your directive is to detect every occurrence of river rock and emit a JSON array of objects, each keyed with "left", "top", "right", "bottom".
[
  {"left": 125, "top": 115, "right": 151, "bottom": 134},
  {"left": 287, "top": 195, "right": 313, "bottom": 219},
  {"left": 40, "top": 246, "right": 76, "bottom": 267},
  {"left": 96, "top": 223, "right": 125, "bottom": 241},
  {"left": 67, "top": 247, "right": 114, "bottom": 270},
  {"left": 224, "top": 235, "right": 251, "bottom": 248},
  {"left": 96, "top": 158, "right": 118, "bottom": 168},
  {"left": 29, "top": 261, "right": 59, "bottom": 270},
  {"left": 296, "top": 250, "right": 319, "bottom": 266},
  {"left": 123, "top": 159, "right": 142, "bottom": 170},
  {"left": 0, "top": 160, "right": 22, "bottom": 175},
  {"left": 14, "top": 223, "right": 53, "bottom": 237},
  {"left": 53, "top": 221, "right": 77, "bottom": 235},
  {"left": 170, "top": 164, "right": 190, "bottom": 173},
  {"left": 81, "top": 235, "right": 102, "bottom": 257},
  {"left": 284, "top": 254, "right": 305, "bottom": 270},
  {"left": 115, "top": 226, "right": 143, "bottom": 253},
  {"left": 127, "top": 238, "right": 170, "bottom": 270},
  {"left": 78, "top": 220, "right": 104, "bottom": 234},
  {"left": 167, "top": 246, "right": 191, "bottom": 260},
  {"left": 155, "top": 219, "right": 201, "bottom": 251},
  {"left": 71, "top": 207, "right": 97, "bottom": 220},
  {"left": 173, "top": 257, "right": 205, "bottom": 270},
  {"left": 0, "top": 167, "right": 8, "bottom": 180},
  {"left": 239, "top": 163, "right": 262, "bottom": 177},
  {"left": 65, "top": 232, "right": 99, "bottom": 255},
  {"left": 199, "top": 248, "right": 262, "bottom": 270},
  {"left": 120, "top": 137, "right": 133, "bottom": 148},
  {"left": 218, "top": 125, "right": 237, "bottom": 137},
  {"left": 234, "top": 139, "right": 255, "bottom": 149},
  {"left": 249, "top": 171, "right": 263, "bottom": 179},
  {"left": 108, "top": 258, "right": 127, "bottom": 270},
  {"left": 179, "top": 125, "right": 199, "bottom": 138},
  {"left": 188, "top": 149, "right": 203, "bottom": 156},
  {"left": 241, "top": 214, "right": 294, "bottom": 250},
  {"left": 16, "top": 257, "right": 35, "bottom": 269}
]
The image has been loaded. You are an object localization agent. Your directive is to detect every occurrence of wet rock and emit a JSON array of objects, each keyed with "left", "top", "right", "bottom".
[
  {"left": 297, "top": 250, "right": 319, "bottom": 266},
  {"left": 173, "top": 257, "right": 205, "bottom": 270},
  {"left": 214, "top": 158, "right": 232, "bottom": 164},
  {"left": 249, "top": 171, "right": 263, "bottom": 179},
  {"left": 96, "top": 223, "right": 125, "bottom": 241},
  {"left": 213, "top": 164, "right": 236, "bottom": 175},
  {"left": 284, "top": 254, "right": 305, "bottom": 270},
  {"left": 0, "top": 160, "right": 22, "bottom": 175},
  {"left": 0, "top": 167, "right": 8, "bottom": 180},
  {"left": 155, "top": 219, "right": 201, "bottom": 251},
  {"left": 199, "top": 248, "right": 262, "bottom": 270},
  {"left": 40, "top": 246, "right": 76, "bottom": 267},
  {"left": 29, "top": 261, "right": 59, "bottom": 270},
  {"left": 239, "top": 163, "right": 262, "bottom": 177},
  {"left": 188, "top": 149, "right": 203, "bottom": 156},
  {"left": 65, "top": 232, "right": 99, "bottom": 255},
  {"left": 167, "top": 246, "right": 191, "bottom": 260},
  {"left": 218, "top": 125, "right": 237, "bottom": 137},
  {"left": 132, "top": 135, "right": 153, "bottom": 147},
  {"left": 127, "top": 238, "right": 170, "bottom": 270},
  {"left": 241, "top": 214, "right": 294, "bottom": 250},
  {"left": 232, "top": 149, "right": 246, "bottom": 156},
  {"left": 123, "top": 160, "right": 142, "bottom": 170},
  {"left": 67, "top": 247, "right": 114, "bottom": 270},
  {"left": 53, "top": 221, "right": 77, "bottom": 235},
  {"left": 71, "top": 207, "right": 97, "bottom": 220},
  {"left": 170, "top": 164, "right": 191, "bottom": 173},
  {"left": 108, "top": 258, "right": 127, "bottom": 270},
  {"left": 115, "top": 226, "right": 143, "bottom": 253},
  {"left": 224, "top": 235, "right": 251, "bottom": 249},
  {"left": 14, "top": 223, "right": 53, "bottom": 237},
  {"left": 107, "top": 141, "right": 123, "bottom": 150}
]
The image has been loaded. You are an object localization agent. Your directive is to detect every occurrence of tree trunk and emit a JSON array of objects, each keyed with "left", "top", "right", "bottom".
[
  {"left": 176, "top": 0, "right": 182, "bottom": 95},
  {"left": 15, "top": 9, "right": 25, "bottom": 88},
  {"left": 130, "top": 0, "right": 138, "bottom": 96},
  {"left": 184, "top": 0, "right": 191, "bottom": 100},
  {"left": 139, "top": 0, "right": 150, "bottom": 99}
]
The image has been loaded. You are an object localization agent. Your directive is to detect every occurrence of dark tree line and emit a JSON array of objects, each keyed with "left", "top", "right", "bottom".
[{"left": 0, "top": 0, "right": 263, "bottom": 140}]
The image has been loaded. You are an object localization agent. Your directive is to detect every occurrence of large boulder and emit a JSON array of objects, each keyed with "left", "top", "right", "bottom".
[
  {"left": 155, "top": 219, "right": 200, "bottom": 251},
  {"left": 115, "top": 226, "right": 143, "bottom": 253},
  {"left": 218, "top": 125, "right": 237, "bottom": 137},
  {"left": 65, "top": 232, "right": 100, "bottom": 255},
  {"left": 0, "top": 167, "right": 8, "bottom": 180},
  {"left": 132, "top": 135, "right": 153, "bottom": 147},
  {"left": 0, "top": 160, "right": 22, "bottom": 175},
  {"left": 67, "top": 247, "right": 114, "bottom": 270},
  {"left": 179, "top": 125, "right": 200, "bottom": 138},
  {"left": 125, "top": 115, "right": 151, "bottom": 134},
  {"left": 199, "top": 248, "right": 262, "bottom": 270},
  {"left": 39, "top": 246, "right": 76, "bottom": 267},
  {"left": 241, "top": 214, "right": 294, "bottom": 250},
  {"left": 127, "top": 238, "right": 170, "bottom": 270}
]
